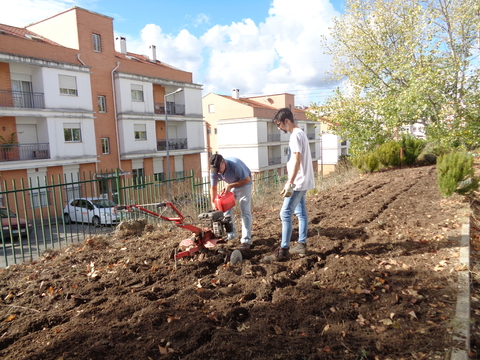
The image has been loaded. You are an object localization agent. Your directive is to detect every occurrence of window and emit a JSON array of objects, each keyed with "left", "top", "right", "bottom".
[
  {"left": 134, "top": 124, "right": 147, "bottom": 140},
  {"left": 92, "top": 33, "right": 102, "bottom": 52},
  {"left": 214, "top": 128, "right": 217, "bottom": 135},
  {"left": 98, "top": 95, "right": 106, "bottom": 112},
  {"left": 64, "top": 123, "right": 82, "bottom": 142},
  {"left": 132, "top": 168, "right": 144, "bottom": 188},
  {"left": 59, "top": 75, "right": 78, "bottom": 96},
  {"left": 12, "top": 78, "right": 33, "bottom": 107},
  {"left": 131, "top": 84, "right": 144, "bottom": 101},
  {"left": 154, "top": 173, "right": 165, "bottom": 182},
  {"left": 208, "top": 104, "right": 215, "bottom": 113},
  {"left": 101, "top": 137, "right": 110, "bottom": 154},
  {"left": 207, "top": 129, "right": 211, "bottom": 135}
]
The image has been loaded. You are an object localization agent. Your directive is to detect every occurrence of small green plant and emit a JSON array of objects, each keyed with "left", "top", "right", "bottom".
[
  {"left": 437, "top": 150, "right": 479, "bottom": 197},
  {"left": 0, "top": 132, "right": 17, "bottom": 147},
  {"left": 376, "top": 141, "right": 401, "bottom": 167},
  {"left": 400, "top": 135, "right": 426, "bottom": 165},
  {"left": 351, "top": 152, "right": 380, "bottom": 173}
]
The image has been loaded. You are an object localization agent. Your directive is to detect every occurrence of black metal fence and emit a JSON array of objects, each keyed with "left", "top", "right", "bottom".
[{"left": 0, "top": 90, "right": 45, "bottom": 109}]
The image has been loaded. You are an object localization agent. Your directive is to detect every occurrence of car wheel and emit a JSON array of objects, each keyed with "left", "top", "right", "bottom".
[
  {"left": 92, "top": 216, "right": 101, "bottom": 227},
  {"left": 64, "top": 213, "right": 72, "bottom": 224}
]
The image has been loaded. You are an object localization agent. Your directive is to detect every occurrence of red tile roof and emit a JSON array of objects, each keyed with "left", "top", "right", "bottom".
[
  {"left": 218, "top": 94, "right": 280, "bottom": 110},
  {"left": 115, "top": 51, "right": 177, "bottom": 70},
  {"left": 0, "top": 24, "right": 60, "bottom": 46}
]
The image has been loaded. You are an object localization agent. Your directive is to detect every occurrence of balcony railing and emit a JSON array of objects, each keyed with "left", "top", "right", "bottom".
[
  {"left": 157, "top": 138, "right": 188, "bottom": 151},
  {"left": 268, "top": 133, "right": 281, "bottom": 142},
  {"left": 0, "top": 90, "right": 45, "bottom": 109},
  {"left": 268, "top": 157, "right": 281, "bottom": 166},
  {"left": 154, "top": 102, "right": 185, "bottom": 115},
  {"left": 0, "top": 143, "right": 50, "bottom": 162}
]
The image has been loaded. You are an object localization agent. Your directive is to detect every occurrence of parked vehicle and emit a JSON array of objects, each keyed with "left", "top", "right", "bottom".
[
  {"left": 0, "top": 207, "right": 33, "bottom": 239},
  {"left": 63, "top": 198, "right": 119, "bottom": 226}
]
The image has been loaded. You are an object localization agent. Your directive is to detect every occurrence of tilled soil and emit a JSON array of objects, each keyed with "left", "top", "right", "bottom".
[{"left": 0, "top": 165, "right": 473, "bottom": 360}]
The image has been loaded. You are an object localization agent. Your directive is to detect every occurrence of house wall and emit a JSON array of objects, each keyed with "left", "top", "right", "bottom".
[
  {"left": 27, "top": 9, "right": 80, "bottom": 50},
  {"left": 0, "top": 6, "right": 204, "bottom": 195}
]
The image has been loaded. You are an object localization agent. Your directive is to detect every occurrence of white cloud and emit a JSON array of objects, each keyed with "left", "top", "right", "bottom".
[
  {"left": 193, "top": 13, "right": 210, "bottom": 27},
  {"left": 1, "top": 0, "right": 341, "bottom": 105},
  {"left": 0, "top": 0, "right": 74, "bottom": 26}
]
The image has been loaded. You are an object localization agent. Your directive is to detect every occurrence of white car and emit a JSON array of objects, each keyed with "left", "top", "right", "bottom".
[{"left": 63, "top": 197, "right": 120, "bottom": 226}]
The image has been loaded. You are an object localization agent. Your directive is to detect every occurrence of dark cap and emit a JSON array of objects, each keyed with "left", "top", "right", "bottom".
[{"left": 210, "top": 153, "right": 224, "bottom": 174}]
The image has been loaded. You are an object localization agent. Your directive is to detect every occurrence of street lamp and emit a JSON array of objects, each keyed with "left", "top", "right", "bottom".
[{"left": 164, "top": 88, "right": 183, "bottom": 196}]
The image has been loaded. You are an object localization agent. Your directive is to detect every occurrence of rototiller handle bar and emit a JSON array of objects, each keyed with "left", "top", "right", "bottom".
[{"left": 115, "top": 202, "right": 184, "bottom": 224}]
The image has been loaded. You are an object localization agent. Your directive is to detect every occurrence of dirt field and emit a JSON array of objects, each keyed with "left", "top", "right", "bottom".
[{"left": 0, "top": 164, "right": 475, "bottom": 360}]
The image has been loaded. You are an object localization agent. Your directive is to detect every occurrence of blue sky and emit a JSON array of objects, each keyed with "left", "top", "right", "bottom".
[{"left": 1, "top": 0, "right": 346, "bottom": 106}]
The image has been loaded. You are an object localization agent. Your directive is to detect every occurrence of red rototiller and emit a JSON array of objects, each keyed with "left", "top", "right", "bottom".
[{"left": 115, "top": 202, "right": 234, "bottom": 260}]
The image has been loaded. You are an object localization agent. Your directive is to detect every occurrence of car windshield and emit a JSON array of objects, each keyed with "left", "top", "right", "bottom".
[
  {"left": 0, "top": 208, "right": 17, "bottom": 218},
  {"left": 91, "top": 199, "right": 117, "bottom": 208}
]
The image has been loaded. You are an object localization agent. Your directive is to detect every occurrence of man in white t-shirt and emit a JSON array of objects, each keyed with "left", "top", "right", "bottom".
[{"left": 264, "top": 108, "right": 315, "bottom": 262}]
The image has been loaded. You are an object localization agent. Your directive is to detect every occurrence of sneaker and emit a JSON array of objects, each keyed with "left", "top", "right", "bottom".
[
  {"left": 289, "top": 243, "right": 306, "bottom": 256},
  {"left": 226, "top": 233, "right": 237, "bottom": 241},
  {"left": 263, "top": 247, "right": 290, "bottom": 262}
]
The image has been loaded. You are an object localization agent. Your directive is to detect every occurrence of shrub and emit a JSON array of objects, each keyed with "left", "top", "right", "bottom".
[
  {"left": 351, "top": 152, "right": 380, "bottom": 173},
  {"left": 400, "top": 135, "right": 427, "bottom": 165},
  {"left": 436, "top": 150, "right": 479, "bottom": 197},
  {"left": 376, "top": 141, "right": 401, "bottom": 167}
]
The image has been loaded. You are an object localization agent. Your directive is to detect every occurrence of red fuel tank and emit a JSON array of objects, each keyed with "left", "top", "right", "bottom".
[{"left": 214, "top": 191, "right": 235, "bottom": 212}]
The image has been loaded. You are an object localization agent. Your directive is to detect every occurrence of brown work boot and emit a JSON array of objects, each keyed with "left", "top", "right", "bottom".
[
  {"left": 230, "top": 243, "right": 252, "bottom": 265},
  {"left": 238, "top": 242, "right": 251, "bottom": 250},
  {"left": 263, "top": 247, "right": 290, "bottom": 262},
  {"left": 289, "top": 243, "right": 306, "bottom": 256}
]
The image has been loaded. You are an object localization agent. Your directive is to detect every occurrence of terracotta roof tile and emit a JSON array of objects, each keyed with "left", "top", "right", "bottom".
[
  {"left": 115, "top": 52, "right": 175, "bottom": 69},
  {"left": 0, "top": 23, "right": 60, "bottom": 46},
  {"left": 218, "top": 95, "right": 279, "bottom": 110}
]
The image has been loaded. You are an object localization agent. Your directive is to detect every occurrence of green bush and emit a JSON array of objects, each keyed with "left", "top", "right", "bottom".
[
  {"left": 376, "top": 141, "right": 401, "bottom": 167},
  {"left": 352, "top": 152, "right": 380, "bottom": 173},
  {"left": 400, "top": 135, "right": 427, "bottom": 165},
  {"left": 436, "top": 150, "right": 479, "bottom": 197}
]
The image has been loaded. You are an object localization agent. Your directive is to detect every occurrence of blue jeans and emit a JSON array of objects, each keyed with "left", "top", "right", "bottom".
[
  {"left": 225, "top": 183, "right": 252, "bottom": 244},
  {"left": 280, "top": 190, "right": 308, "bottom": 249}
]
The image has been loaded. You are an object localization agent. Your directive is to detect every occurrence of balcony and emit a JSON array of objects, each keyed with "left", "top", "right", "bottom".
[
  {"left": 0, "top": 143, "right": 50, "bottom": 162},
  {"left": 154, "top": 102, "right": 185, "bottom": 115},
  {"left": 268, "top": 157, "right": 281, "bottom": 166},
  {"left": 268, "top": 133, "right": 281, "bottom": 142},
  {"left": 157, "top": 138, "right": 188, "bottom": 151},
  {"left": 0, "top": 90, "right": 45, "bottom": 109}
]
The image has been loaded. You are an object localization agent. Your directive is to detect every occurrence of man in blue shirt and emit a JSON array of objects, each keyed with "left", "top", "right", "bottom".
[{"left": 210, "top": 153, "right": 252, "bottom": 252}]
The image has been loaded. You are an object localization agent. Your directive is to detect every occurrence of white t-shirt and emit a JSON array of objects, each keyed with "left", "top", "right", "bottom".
[{"left": 287, "top": 127, "right": 315, "bottom": 191}]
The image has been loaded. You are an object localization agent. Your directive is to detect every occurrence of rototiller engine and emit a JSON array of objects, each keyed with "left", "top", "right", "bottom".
[{"left": 115, "top": 202, "right": 233, "bottom": 260}]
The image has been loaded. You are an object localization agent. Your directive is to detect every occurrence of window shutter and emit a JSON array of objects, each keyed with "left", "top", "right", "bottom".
[{"left": 59, "top": 75, "right": 77, "bottom": 89}]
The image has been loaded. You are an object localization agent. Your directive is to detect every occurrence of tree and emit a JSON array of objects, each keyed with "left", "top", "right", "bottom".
[{"left": 308, "top": 0, "right": 480, "bottom": 154}]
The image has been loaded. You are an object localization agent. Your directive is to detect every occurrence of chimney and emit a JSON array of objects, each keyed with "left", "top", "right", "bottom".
[
  {"left": 116, "top": 36, "right": 127, "bottom": 54},
  {"left": 231, "top": 88, "right": 239, "bottom": 99},
  {"left": 149, "top": 45, "right": 157, "bottom": 61}
]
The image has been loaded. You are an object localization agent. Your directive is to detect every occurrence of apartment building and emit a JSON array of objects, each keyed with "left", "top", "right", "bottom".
[
  {"left": 0, "top": 7, "right": 204, "bottom": 204},
  {"left": 202, "top": 90, "right": 321, "bottom": 177}
]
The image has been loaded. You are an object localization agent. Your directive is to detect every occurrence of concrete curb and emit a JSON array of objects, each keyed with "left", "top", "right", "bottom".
[{"left": 451, "top": 220, "right": 470, "bottom": 360}]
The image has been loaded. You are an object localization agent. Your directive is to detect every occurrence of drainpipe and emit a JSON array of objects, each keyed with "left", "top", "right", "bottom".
[
  {"left": 76, "top": 54, "right": 86, "bottom": 66},
  {"left": 111, "top": 62, "right": 122, "bottom": 171}
]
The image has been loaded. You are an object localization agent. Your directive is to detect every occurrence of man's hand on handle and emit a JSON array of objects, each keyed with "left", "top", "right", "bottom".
[{"left": 280, "top": 183, "right": 295, "bottom": 198}]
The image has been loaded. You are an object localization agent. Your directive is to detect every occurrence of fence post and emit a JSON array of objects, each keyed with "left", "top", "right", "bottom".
[{"left": 115, "top": 168, "right": 122, "bottom": 205}]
